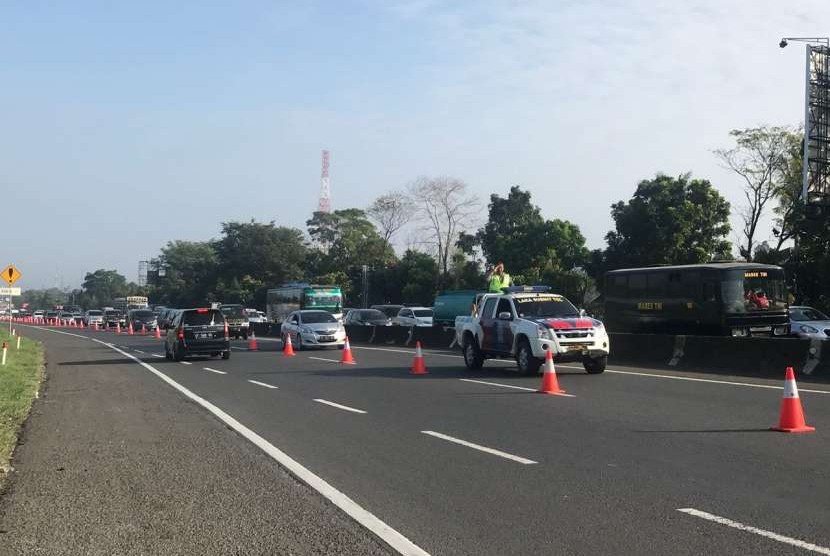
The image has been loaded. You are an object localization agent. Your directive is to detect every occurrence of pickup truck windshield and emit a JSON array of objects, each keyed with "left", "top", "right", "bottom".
[{"left": 514, "top": 295, "right": 579, "bottom": 318}]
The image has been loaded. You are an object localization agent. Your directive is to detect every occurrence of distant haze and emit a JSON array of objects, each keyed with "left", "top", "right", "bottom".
[{"left": 2, "top": 1, "right": 827, "bottom": 288}]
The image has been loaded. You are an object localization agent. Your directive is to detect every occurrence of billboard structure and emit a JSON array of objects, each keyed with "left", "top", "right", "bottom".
[{"left": 803, "top": 43, "right": 830, "bottom": 207}]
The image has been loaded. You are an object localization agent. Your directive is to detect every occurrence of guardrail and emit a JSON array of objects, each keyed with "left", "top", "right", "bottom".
[{"left": 255, "top": 322, "right": 828, "bottom": 379}]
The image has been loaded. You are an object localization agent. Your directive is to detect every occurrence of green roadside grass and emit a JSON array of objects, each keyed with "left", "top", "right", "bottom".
[{"left": 0, "top": 328, "right": 44, "bottom": 477}]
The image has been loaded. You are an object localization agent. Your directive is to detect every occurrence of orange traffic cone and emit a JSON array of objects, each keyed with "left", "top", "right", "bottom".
[
  {"left": 538, "top": 350, "right": 566, "bottom": 395},
  {"left": 247, "top": 330, "right": 258, "bottom": 351},
  {"left": 154, "top": 325, "right": 162, "bottom": 340},
  {"left": 78, "top": 320, "right": 85, "bottom": 329},
  {"left": 772, "top": 367, "right": 815, "bottom": 433},
  {"left": 93, "top": 322, "right": 99, "bottom": 332},
  {"left": 340, "top": 337, "right": 356, "bottom": 364},
  {"left": 128, "top": 322, "right": 134, "bottom": 336},
  {"left": 283, "top": 333, "right": 296, "bottom": 357},
  {"left": 410, "top": 341, "right": 428, "bottom": 375},
  {"left": 115, "top": 322, "right": 121, "bottom": 335},
  {"left": 141, "top": 324, "right": 147, "bottom": 336}
]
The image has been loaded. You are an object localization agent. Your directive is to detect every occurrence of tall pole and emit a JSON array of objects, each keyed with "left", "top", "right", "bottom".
[
  {"left": 318, "top": 150, "right": 331, "bottom": 214},
  {"left": 802, "top": 44, "right": 812, "bottom": 202}
]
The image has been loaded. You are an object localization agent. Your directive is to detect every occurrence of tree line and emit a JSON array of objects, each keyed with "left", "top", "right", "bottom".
[{"left": 22, "top": 125, "right": 830, "bottom": 314}]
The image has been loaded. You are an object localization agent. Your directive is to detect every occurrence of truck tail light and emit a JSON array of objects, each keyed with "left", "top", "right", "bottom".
[
  {"left": 177, "top": 326, "right": 185, "bottom": 340},
  {"left": 224, "top": 321, "right": 229, "bottom": 340}
]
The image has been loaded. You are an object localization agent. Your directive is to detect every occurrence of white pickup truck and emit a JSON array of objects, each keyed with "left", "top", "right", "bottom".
[{"left": 455, "top": 286, "right": 610, "bottom": 374}]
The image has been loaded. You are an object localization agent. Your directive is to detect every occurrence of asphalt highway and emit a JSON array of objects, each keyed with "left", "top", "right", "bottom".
[{"left": 6, "top": 325, "right": 830, "bottom": 555}]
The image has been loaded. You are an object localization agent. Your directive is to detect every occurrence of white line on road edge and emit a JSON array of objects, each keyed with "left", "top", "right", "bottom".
[
  {"left": 180, "top": 361, "right": 192, "bottom": 365},
  {"left": 203, "top": 367, "right": 227, "bottom": 375},
  {"left": 248, "top": 379, "right": 278, "bottom": 389},
  {"left": 313, "top": 399, "right": 367, "bottom": 414},
  {"left": 572, "top": 367, "right": 830, "bottom": 395},
  {"left": 309, "top": 356, "right": 343, "bottom": 364},
  {"left": 421, "top": 431, "right": 538, "bottom": 465},
  {"left": 350, "top": 340, "right": 830, "bottom": 394},
  {"left": 63, "top": 333, "right": 431, "bottom": 556},
  {"left": 134, "top": 349, "right": 145, "bottom": 354},
  {"left": 677, "top": 508, "right": 830, "bottom": 555},
  {"left": 151, "top": 353, "right": 164, "bottom": 358}
]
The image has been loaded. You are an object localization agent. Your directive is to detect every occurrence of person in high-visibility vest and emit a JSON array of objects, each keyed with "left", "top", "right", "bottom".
[{"left": 486, "top": 262, "right": 511, "bottom": 293}]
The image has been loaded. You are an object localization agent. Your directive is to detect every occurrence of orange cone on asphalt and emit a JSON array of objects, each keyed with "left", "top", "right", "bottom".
[
  {"left": 772, "top": 367, "right": 815, "bottom": 433},
  {"left": 115, "top": 322, "right": 121, "bottom": 335},
  {"left": 283, "top": 333, "right": 296, "bottom": 357},
  {"left": 538, "top": 350, "right": 566, "bottom": 395},
  {"left": 248, "top": 330, "right": 258, "bottom": 351},
  {"left": 154, "top": 325, "right": 162, "bottom": 340},
  {"left": 141, "top": 324, "right": 147, "bottom": 336},
  {"left": 410, "top": 341, "right": 428, "bottom": 375},
  {"left": 78, "top": 320, "right": 84, "bottom": 329},
  {"left": 93, "top": 322, "right": 99, "bottom": 332},
  {"left": 340, "top": 337, "right": 356, "bottom": 364},
  {"left": 128, "top": 322, "right": 134, "bottom": 336}
]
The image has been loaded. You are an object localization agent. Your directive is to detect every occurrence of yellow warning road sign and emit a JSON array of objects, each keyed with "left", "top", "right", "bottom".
[{"left": 1, "top": 265, "right": 21, "bottom": 286}]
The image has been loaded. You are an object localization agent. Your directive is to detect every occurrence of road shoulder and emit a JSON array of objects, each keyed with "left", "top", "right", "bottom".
[{"left": 0, "top": 328, "right": 391, "bottom": 555}]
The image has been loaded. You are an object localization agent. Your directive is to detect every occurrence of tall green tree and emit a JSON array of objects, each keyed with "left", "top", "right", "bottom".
[
  {"left": 604, "top": 174, "right": 732, "bottom": 269},
  {"left": 307, "top": 209, "right": 396, "bottom": 276},
  {"left": 214, "top": 220, "right": 307, "bottom": 306},
  {"left": 154, "top": 240, "right": 219, "bottom": 307},
  {"left": 459, "top": 186, "right": 589, "bottom": 283},
  {"left": 714, "top": 126, "right": 798, "bottom": 260},
  {"left": 81, "top": 269, "right": 129, "bottom": 307}
]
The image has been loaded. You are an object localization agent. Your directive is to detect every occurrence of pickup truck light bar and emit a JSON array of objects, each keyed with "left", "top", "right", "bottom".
[{"left": 502, "top": 286, "right": 551, "bottom": 293}]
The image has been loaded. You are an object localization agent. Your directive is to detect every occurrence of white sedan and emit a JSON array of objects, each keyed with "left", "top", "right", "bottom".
[
  {"left": 281, "top": 310, "right": 346, "bottom": 350},
  {"left": 789, "top": 306, "right": 830, "bottom": 339},
  {"left": 394, "top": 307, "right": 434, "bottom": 327}
]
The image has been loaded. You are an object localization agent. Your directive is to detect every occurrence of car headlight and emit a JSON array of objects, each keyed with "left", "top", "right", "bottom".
[
  {"left": 537, "top": 325, "right": 551, "bottom": 339},
  {"left": 300, "top": 325, "right": 314, "bottom": 334},
  {"left": 800, "top": 325, "right": 818, "bottom": 334}
]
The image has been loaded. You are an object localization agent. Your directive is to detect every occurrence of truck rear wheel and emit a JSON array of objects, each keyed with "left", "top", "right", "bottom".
[
  {"left": 516, "top": 339, "right": 542, "bottom": 375},
  {"left": 463, "top": 337, "right": 484, "bottom": 370},
  {"left": 584, "top": 355, "right": 607, "bottom": 374}
]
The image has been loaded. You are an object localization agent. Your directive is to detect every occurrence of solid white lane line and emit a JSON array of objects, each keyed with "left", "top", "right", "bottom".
[
  {"left": 356, "top": 343, "right": 830, "bottom": 393},
  {"left": 204, "top": 367, "right": 227, "bottom": 375},
  {"left": 565, "top": 367, "right": 830, "bottom": 394},
  {"left": 352, "top": 345, "right": 463, "bottom": 358},
  {"left": 248, "top": 379, "right": 279, "bottom": 389},
  {"left": 421, "top": 431, "right": 538, "bottom": 465},
  {"left": 309, "top": 356, "right": 343, "bottom": 364},
  {"left": 233, "top": 346, "right": 249, "bottom": 351},
  {"left": 677, "top": 508, "right": 830, "bottom": 555},
  {"left": 180, "top": 361, "right": 193, "bottom": 365},
  {"left": 313, "top": 399, "right": 367, "bottom": 414},
  {"left": 459, "top": 378, "right": 536, "bottom": 392},
  {"left": 151, "top": 353, "right": 164, "bottom": 358},
  {"left": 134, "top": 349, "right": 145, "bottom": 354},
  {"left": 459, "top": 378, "right": 576, "bottom": 396},
  {"left": 41, "top": 331, "right": 431, "bottom": 556}
]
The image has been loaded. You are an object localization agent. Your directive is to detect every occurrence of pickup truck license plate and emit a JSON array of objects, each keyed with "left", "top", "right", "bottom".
[
  {"left": 320, "top": 336, "right": 334, "bottom": 342},
  {"left": 196, "top": 333, "right": 212, "bottom": 339}
]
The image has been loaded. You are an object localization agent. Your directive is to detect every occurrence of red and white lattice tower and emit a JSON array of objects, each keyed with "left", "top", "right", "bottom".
[{"left": 318, "top": 150, "right": 331, "bottom": 213}]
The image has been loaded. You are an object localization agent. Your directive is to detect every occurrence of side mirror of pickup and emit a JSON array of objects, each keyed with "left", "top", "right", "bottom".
[{"left": 497, "top": 311, "right": 513, "bottom": 320}]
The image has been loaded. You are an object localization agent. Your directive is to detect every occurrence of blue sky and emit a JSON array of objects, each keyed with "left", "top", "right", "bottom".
[{"left": 2, "top": 1, "right": 828, "bottom": 289}]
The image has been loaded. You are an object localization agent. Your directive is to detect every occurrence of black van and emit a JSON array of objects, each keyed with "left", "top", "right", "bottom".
[{"left": 165, "top": 308, "right": 230, "bottom": 361}]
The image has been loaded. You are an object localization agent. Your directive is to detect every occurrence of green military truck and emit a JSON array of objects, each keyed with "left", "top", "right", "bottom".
[{"left": 432, "top": 290, "right": 486, "bottom": 328}]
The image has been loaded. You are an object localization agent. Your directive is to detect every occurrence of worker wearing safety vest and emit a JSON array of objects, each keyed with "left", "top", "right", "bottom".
[{"left": 486, "top": 262, "right": 511, "bottom": 293}]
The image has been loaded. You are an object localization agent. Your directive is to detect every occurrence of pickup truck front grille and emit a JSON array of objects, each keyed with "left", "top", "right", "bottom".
[{"left": 556, "top": 331, "right": 591, "bottom": 339}]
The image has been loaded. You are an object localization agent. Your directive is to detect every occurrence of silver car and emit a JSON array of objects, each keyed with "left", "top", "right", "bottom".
[
  {"left": 84, "top": 309, "right": 105, "bottom": 327},
  {"left": 789, "top": 306, "right": 830, "bottom": 339},
  {"left": 281, "top": 310, "right": 346, "bottom": 350}
]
